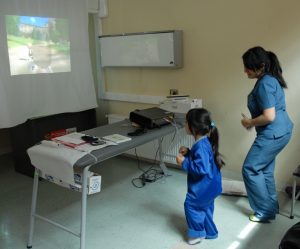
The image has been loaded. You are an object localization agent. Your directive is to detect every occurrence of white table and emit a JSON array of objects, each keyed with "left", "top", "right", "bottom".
[{"left": 27, "top": 119, "right": 180, "bottom": 249}]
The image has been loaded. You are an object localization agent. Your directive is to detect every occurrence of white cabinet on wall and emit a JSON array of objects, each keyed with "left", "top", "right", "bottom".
[{"left": 99, "top": 30, "right": 183, "bottom": 68}]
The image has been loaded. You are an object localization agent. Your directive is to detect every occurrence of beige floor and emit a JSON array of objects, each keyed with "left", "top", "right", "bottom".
[{"left": 0, "top": 153, "right": 299, "bottom": 249}]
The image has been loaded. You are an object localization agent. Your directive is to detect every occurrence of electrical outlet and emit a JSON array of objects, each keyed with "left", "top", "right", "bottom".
[{"left": 169, "top": 89, "right": 178, "bottom": 95}]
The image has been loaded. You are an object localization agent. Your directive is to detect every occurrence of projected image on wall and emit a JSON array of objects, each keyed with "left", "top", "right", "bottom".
[{"left": 6, "top": 15, "right": 71, "bottom": 75}]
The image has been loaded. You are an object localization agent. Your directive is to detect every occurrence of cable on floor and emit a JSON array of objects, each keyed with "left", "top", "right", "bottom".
[
  {"left": 131, "top": 141, "right": 165, "bottom": 188},
  {"left": 131, "top": 121, "right": 180, "bottom": 188}
]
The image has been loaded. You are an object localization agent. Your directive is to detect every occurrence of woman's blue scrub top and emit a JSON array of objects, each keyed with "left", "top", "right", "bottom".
[{"left": 247, "top": 74, "right": 293, "bottom": 138}]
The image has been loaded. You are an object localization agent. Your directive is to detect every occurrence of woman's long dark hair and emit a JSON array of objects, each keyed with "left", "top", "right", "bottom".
[
  {"left": 186, "top": 108, "right": 225, "bottom": 169},
  {"left": 242, "top": 46, "right": 287, "bottom": 88}
]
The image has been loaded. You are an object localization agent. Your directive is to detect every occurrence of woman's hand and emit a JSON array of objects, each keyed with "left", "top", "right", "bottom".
[
  {"left": 241, "top": 108, "right": 275, "bottom": 130},
  {"left": 241, "top": 113, "right": 253, "bottom": 130}
]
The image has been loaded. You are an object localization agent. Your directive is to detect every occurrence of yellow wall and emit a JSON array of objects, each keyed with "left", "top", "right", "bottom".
[{"left": 99, "top": 0, "right": 300, "bottom": 186}]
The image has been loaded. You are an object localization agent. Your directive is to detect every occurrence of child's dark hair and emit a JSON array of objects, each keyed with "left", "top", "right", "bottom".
[
  {"left": 186, "top": 108, "right": 225, "bottom": 169},
  {"left": 242, "top": 46, "right": 287, "bottom": 88}
]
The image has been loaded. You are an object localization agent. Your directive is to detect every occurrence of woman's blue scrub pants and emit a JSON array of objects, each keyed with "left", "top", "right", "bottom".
[{"left": 242, "top": 132, "right": 292, "bottom": 219}]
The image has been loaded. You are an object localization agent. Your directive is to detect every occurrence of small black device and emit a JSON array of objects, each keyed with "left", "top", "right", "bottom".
[
  {"left": 90, "top": 140, "right": 106, "bottom": 146},
  {"left": 81, "top": 135, "right": 106, "bottom": 146},
  {"left": 81, "top": 135, "right": 99, "bottom": 143},
  {"left": 127, "top": 128, "right": 147, "bottom": 136},
  {"left": 129, "top": 107, "right": 174, "bottom": 129}
]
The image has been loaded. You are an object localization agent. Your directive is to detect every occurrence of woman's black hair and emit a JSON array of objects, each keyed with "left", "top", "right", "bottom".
[
  {"left": 242, "top": 46, "right": 287, "bottom": 88},
  {"left": 186, "top": 108, "right": 225, "bottom": 169}
]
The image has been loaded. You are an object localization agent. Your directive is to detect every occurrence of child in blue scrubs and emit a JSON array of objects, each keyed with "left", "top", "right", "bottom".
[
  {"left": 241, "top": 46, "right": 293, "bottom": 222},
  {"left": 176, "top": 108, "right": 225, "bottom": 245}
]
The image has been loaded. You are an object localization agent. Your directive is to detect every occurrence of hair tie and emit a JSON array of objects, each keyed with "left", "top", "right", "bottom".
[{"left": 210, "top": 121, "right": 215, "bottom": 128}]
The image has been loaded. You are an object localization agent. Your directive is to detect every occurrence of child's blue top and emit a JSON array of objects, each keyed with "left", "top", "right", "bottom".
[{"left": 182, "top": 136, "right": 222, "bottom": 207}]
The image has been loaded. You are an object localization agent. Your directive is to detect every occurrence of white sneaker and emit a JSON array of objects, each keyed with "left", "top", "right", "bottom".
[{"left": 187, "top": 237, "right": 204, "bottom": 245}]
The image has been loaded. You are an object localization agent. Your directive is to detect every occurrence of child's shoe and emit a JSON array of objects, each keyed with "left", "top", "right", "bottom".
[{"left": 187, "top": 236, "right": 204, "bottom": 245}]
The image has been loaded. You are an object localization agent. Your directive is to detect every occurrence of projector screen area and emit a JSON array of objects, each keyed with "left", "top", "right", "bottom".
[
  {"left": 0, "top": 0, "right": 97, "bottom": 128},
  {"left": 6, "top": 15, "right": 71, "bottom": 75}
]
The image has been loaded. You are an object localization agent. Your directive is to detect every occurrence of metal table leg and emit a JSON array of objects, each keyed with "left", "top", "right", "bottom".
[
  {"left": 158, "top": 138, "right": 169, "bottom": 176},
  {"left": 290, "top": 178, "right": 296, "bottom": 219},
  {"left": 27, "top": 168, "right": 40, "bottom": 248},
  {"left": 290, "top": 166, "right": 300, "bottom": 219},
  {"left": 80, "top": 166, "right": 90, "bottom": 249},
  {"left": 27, "top": 166, "right": 92, "bottom": 249}
]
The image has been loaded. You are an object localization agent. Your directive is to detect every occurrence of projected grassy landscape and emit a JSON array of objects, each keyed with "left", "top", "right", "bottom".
[{"left": 6, "top": 15, "right": 71, "bottom": 75}]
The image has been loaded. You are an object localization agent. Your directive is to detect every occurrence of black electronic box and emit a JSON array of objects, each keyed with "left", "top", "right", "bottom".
[{"left": 129, "top": 107, "right": 174, "bottom": 129}]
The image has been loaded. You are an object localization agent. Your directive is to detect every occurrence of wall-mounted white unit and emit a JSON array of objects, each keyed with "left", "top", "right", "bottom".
[{"left": 99, "top": 30, "right": 183, "bottom": 68}]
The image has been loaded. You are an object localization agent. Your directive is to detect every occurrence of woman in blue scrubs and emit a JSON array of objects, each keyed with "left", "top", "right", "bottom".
[
  {"left": 176, "top": 108, "right": 225, "bottom": 244},
  {"left": 241, "top": 46, "right": 293, "bottom": 222}
]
